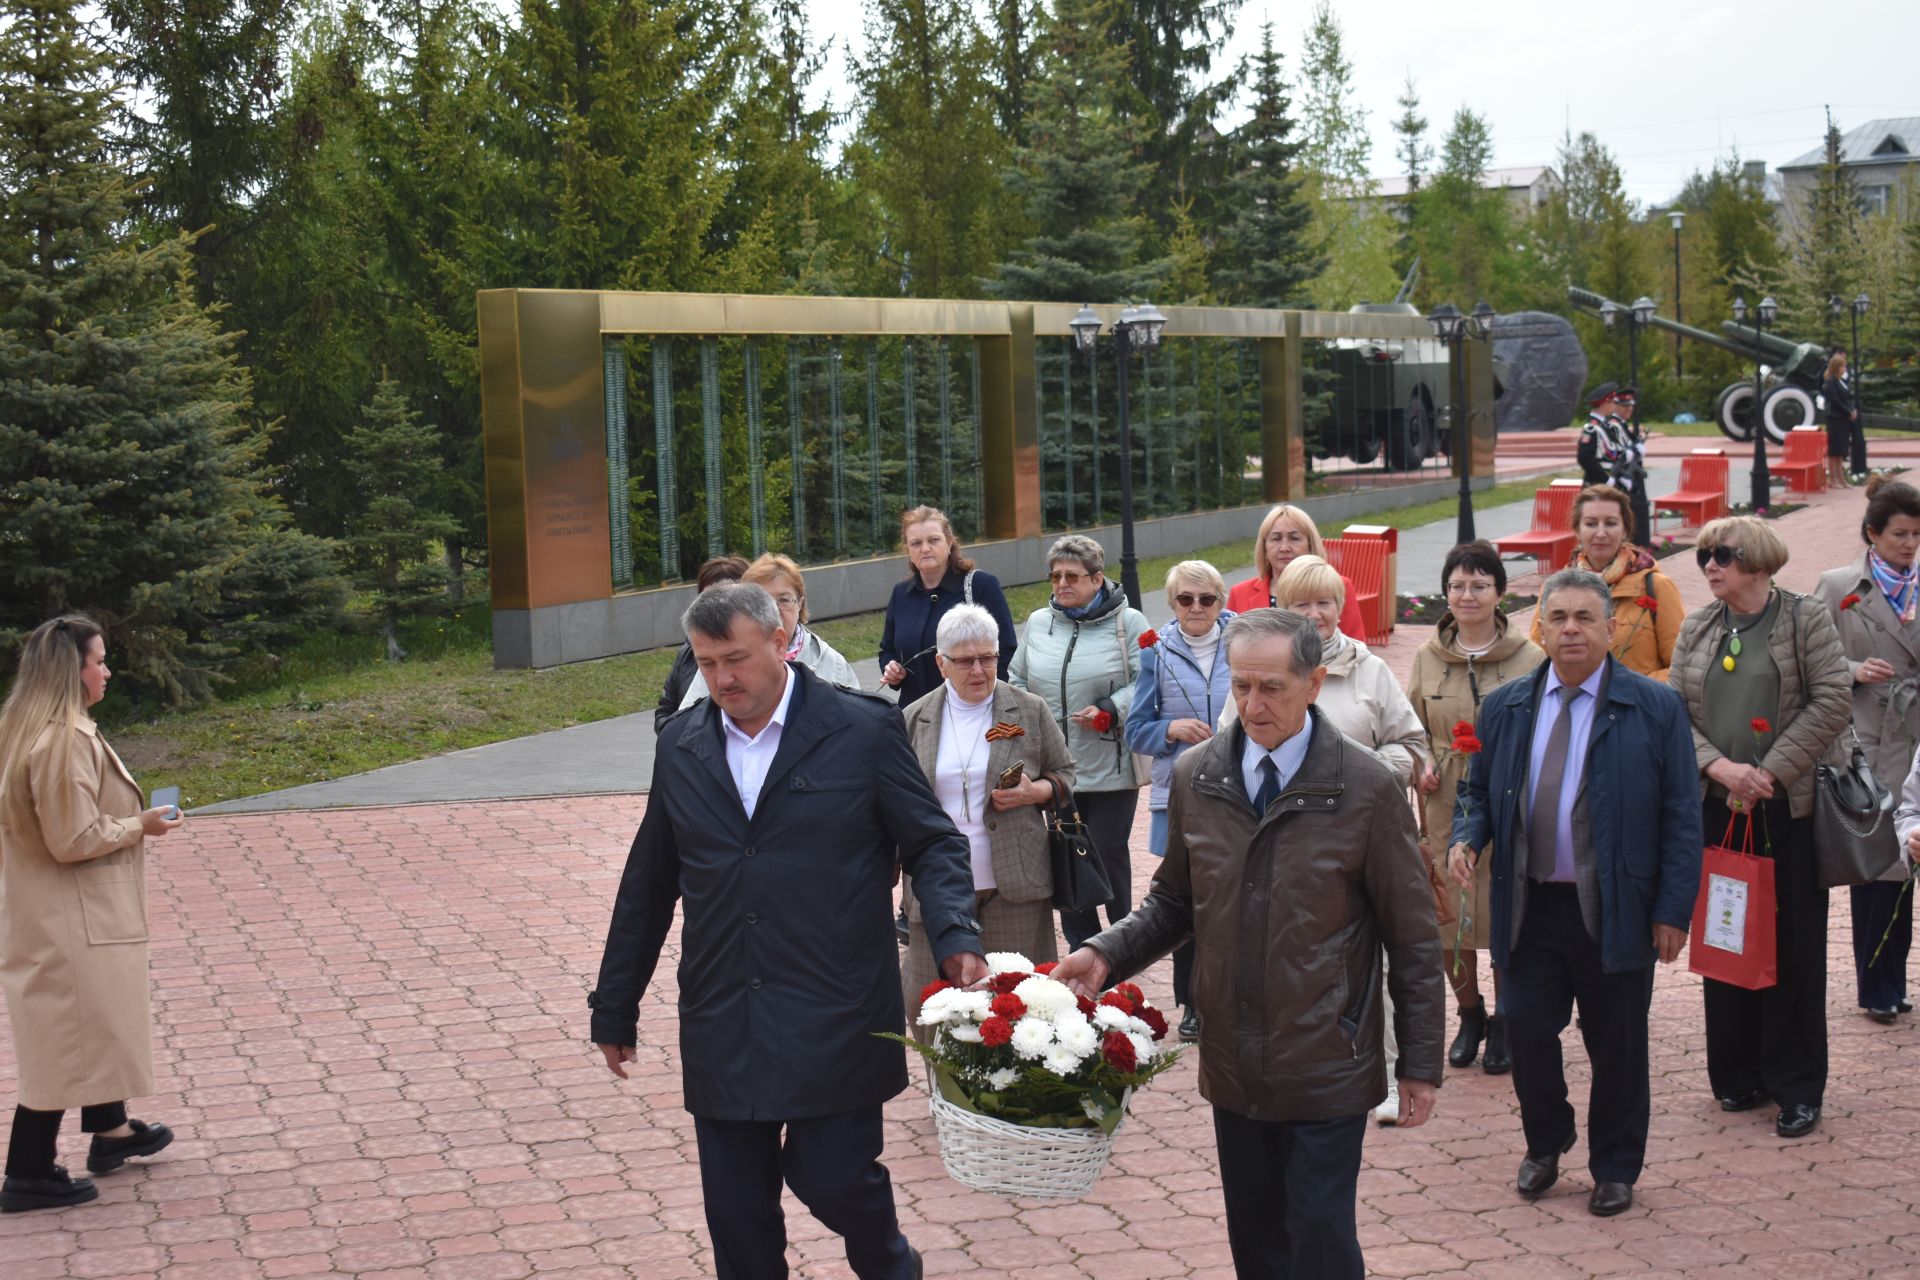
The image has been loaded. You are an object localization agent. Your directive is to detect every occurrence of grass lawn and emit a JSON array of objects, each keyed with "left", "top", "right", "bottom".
[
  {"left": 1651, "top": 419, "right": 1911, "bottom": 440},
  {"left": 111, "top": 469, "right": 1573, "bottom": 808}
]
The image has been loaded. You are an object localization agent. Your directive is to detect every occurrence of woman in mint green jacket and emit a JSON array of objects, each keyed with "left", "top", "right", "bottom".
[{"left": 1009, "top": 534, "right": 1151, "bottom": 949}]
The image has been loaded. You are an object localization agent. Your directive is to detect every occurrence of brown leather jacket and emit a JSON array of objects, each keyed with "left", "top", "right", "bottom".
[{"left": 1087, "top": 706, "right": 1446, "bottom": 1122}]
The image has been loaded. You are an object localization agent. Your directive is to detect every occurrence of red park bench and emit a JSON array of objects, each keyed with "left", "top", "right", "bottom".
[
  {"left": 1492, "top": 485, "right": 1580, "bottom": 577},
  {"left": 1776, "top": 427, "right": 1827, "bottom": 497},
  {"left": 1323, "top": 536, "right": 1390, "bottom": 644},
  {"left": 1653, "top": 450, "right": 1729, "bottom": 532}
]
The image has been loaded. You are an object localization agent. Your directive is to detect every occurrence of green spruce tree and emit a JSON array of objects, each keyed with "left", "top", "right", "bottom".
[
  {"left": 342, "top": 378, "right": 460, "bottom": 661},
  {"left": 0, "top": 0, "right": 339, "bottom": 699},
  {"left": 1214, "top": 24, "right": 1320, "bottom": 309}
]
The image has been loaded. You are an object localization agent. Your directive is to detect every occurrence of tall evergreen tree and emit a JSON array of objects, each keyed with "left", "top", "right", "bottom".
[
  {"left": 1113, "top": 0, "right": 1241, "bottom": 231},
  {"left": 1214, "top": 25, "right": 1319, "bottom": 309},
  {"left": 1391, "top": 74, "right": 1431, "bottom": 194},
  {"left": 0, "top": 0, "right": 339, "bottom": 699},
  {"left": 985, "top": 0, "right": 1170, "bottom": 303},
  {"left": 342, "top": 378, "right": 460, "bottom": 661},
  {"left": 1414, "top": 108, "right": 1537, "bottom": 310},
  {"left": 1779, "top": 115, "right": 1866, "bottom": 334},
  {"left": 1293, "top": 0, "right": 1395, "bottom": 307},
  {"left": 989, "top": 0, "right": 1039, "bottom": 144}
]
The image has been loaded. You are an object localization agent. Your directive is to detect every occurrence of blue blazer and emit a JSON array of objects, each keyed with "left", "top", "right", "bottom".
[
  {"left": 878, "top": 568, "right": 1019, "bottom": 709},
  {"left": 1451, "top": 656, "right": 1703, "bottom": 974}
]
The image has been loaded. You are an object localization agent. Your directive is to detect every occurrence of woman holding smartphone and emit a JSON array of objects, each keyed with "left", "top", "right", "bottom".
[{"left": 898, "top": 606, "right": 1075, "bottom": 1033}]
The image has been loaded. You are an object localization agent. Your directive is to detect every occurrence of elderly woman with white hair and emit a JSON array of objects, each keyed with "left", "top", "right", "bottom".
[
  {"left": 899, "top": 605, "right": 1076, "bottom": 1031},
  {"left": 1126, "top": 560, "right": 1234, "bottom": 1039}
]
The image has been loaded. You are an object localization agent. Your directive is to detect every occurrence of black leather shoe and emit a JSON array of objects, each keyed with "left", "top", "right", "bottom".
[
  {"left": 1449, "top": 1001, "right": 1487, "bottom": 1069},
  {"left": 1866, "top": 1006, "right": 1899, "bottom": 1025},
  {"left": 1178, "top": 1006, "right": 1200, "bottom": 1042},
  {"left": 1516, "top": 1129, "right": 1576, "bottom": 1199},
  {"left": 1482, "top": 1016, "right": 1511, "bottom": 1075},
  {"left": 87, "top": 1119, "right": 174, "bottom": 1174},
  {"left": 1588, "top": 1181, "right": 1633, "bottom": 1216},
  {"left": 0, "top": 1165, "right": 98, "bottom": 1213},
  {"left": 1717, "top": 1087, "right": 1770, "bottom": 1113},
  {"left": 1776, "top": 1103, "right": 1820, "bottom": 1138},
  {"left": 1899, "top": 998, "right": 1914, "bottom": 1014}
]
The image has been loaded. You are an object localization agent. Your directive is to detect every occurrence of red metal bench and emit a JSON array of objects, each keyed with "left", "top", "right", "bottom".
[
  {"left": 1776, "top": 428, "right": 1826, "bottom": 497},
  {"left": 1324, "top": 536, "right": 1389, "bottom": 644},
  {"left": 1653, "top": 451, "right": 1729, "bottom": 531},
  {"left": 1492, "top": 487, "right": 1579, "bottom": 576}
]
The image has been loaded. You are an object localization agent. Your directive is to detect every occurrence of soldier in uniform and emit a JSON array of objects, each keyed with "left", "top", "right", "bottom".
[{"left": 1577, "top": 383, "right": 1650, "bottom": 546}]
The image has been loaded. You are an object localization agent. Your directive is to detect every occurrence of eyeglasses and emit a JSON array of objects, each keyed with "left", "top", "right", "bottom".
[
  {"left": 771, "top": 593, "right": 802, "bottom": 608},
  {"left": 1445, "top": 580, "right": 1495, "bottom": 596},
  {"left": 941, "top": 653, "right": 997, "bottom": 669},
  {"left": 1049, "top": 570, "right": 1090, "bottom": 585},
  {"left": 1694, "top": 546, "right": 1746, "bottom": 569},
  {"left": 1174, "top": 593, "right": 1220, "bottom": 608}
]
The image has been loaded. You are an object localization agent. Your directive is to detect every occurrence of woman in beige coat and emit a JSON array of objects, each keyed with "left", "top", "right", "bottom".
[
  {"left": 0, "top": 617, "right": 181, "bottom": 1212},
  {"left": 900, "top": 606, "right": 1075, "bottom": 1035}
]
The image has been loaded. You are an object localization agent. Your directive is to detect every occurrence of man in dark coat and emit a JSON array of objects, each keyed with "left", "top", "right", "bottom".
[
  {"left": 592, "top": 582, "right": 986, "bottom": 1280},
  {"left": 1449, "top": 568, "right": 1702, "bottom": 1218}
]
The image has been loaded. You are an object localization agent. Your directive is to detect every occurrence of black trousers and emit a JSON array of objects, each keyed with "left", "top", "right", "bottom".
[
  {"left": 1171, "top": 939, "right": 1195, "bottom": 1008},
  {"left": 6, "top": 1102, "right": 127, "bottom": 1178},
  {"left": 1851, "top": 879, "right": 1912, "bottom": 1010},
  {"left": 1061, "top": 788, "right": 1138, "bottom": 951},
  {"left": 692, "top": 1105, "right": 912, "bottom": 1280},
  {"left": 1500, "top": 882, "right": 1655, "bottom": 1184},
  {"left": 1213, "top": 1106, "right": 1365, "bottom": 1280},
  {"left": 1702, "top": 796, "right": 1827, "bottom": 1109}
]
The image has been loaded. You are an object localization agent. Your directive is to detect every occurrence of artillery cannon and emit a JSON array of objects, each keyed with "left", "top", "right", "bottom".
[{"left": 1569, "top": 286, "right": 1828, "bottom": 445}]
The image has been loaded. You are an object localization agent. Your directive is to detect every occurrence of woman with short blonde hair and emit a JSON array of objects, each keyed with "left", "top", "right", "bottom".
[
  {"left": 1224, "top": 504, "right": 1368, "bottom": 638},
  {"left": 679, "top": 554, "right": 861, "bottom": 707}
]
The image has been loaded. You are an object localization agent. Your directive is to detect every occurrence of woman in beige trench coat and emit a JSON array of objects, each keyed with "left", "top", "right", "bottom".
[{"left": 0, "top": 616, "right": 181, "bottom": 1212}]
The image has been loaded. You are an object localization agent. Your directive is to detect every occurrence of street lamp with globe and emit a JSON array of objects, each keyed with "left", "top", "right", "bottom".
[
  {"left": 1427, "top": 300, "right": 1496, "bottom": 545},
  {"left": 1070, "top": 301, "right": 1166, "bottom": 608}
]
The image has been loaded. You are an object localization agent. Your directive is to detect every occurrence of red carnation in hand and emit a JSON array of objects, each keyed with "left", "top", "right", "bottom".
[
  {"left": 1841, "top": 593, "right": 1863, "bottom": 610},
  {"left": 1101, "top": 1030, "right": 1137, "bottom": 1073},
  {"left": 979, "top": 1015, "right": 1013, "bottom": 1048},
  {"left": 1034, "top": 961, "right": 1058, "bottom": 975},
  {"left": 987, "top": 971, "right": 1030, "bottom": 995},
  {"left": 1138, "top": 1005, "right": 1169, "bottom": 1041},
  {"left": 1076, "top": 993, "right": 1097, "bottom": 1017},
  {"left": 918, "top": 980, "right": 953, "bottom": 1005},
  {"left": 1090, "top": 709, "right": 1114, "bottom": 733},
  {"left": 1115, "top": 982, "right": 1146, "bottom": 1012},
  {"left": 1451, "top": 720, "right": 1475, "bottom": 740},
  {"left": 1139, "top": 628, "right": 1160, "bottom": 649},
  {"left": 1098, "top": 991, "right": 1133, "bottom": 1012},
  {"left": 990, "top": 992, "right": 1027, "bottom": 1020},
  {"left": 1635, "top": 595, "right": 1658, "bottom": 612},
  {"left": 1751, "top": 717, "right": 1772, "bottom": 735}
]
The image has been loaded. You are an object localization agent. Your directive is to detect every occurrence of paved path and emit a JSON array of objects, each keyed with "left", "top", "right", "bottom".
[{"left": 4, "top": 793, "right": 1915, "bottom": 1278}]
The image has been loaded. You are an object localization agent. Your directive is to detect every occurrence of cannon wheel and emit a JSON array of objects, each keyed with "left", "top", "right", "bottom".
[
  {"left": 1387, "top": 395, "right": 1431, "bottom": 471},
  {"left": 1762, "top": 385, "right": 1815, "bottom": 444},
  {"left": 1715, "top": 382, "right": 1757, "bottom": 443}
]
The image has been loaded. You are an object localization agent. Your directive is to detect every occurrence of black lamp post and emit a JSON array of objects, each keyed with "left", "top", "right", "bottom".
[
  {"left": 1850, "top": 292, "right": 1871, "bottom": 476},
  {"left": 1733, "top": 294, "right": 1779, "bottom": 509},
  {"left": 1428, "top": 299, "right": 1495, "bottom": 545},
  {"left": 1070, "top": 301, "right": 1166, "bottom": 609},
  {"left": 1669, "top": 210, "right": 1686, "bottom": 385}
]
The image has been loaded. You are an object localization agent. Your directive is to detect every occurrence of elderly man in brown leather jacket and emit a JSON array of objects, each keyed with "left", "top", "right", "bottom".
[{"left": 1055, "top": 608, "right": 1445, "bottom": 1280}]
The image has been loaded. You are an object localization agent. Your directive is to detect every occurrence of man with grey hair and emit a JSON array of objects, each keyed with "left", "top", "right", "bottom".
[
  {"left": 591, "top": 582, "right": 985, "bottom": 1279},
  {"left": 1055, "top": 607, "right": 1445, "bottom": 1279},
  {"left": 1448, "top": 568, "right": 1701, "bottom": 1218}
]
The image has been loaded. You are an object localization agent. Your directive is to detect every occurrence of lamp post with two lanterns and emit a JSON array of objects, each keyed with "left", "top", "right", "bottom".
[
  {"left": 1598, "top": 295, "right": 1657, "bottom": 544},
  {"left": 1669, "top": 210, "right": 1686, "bottom": 384},
  {"left": 1732, "top": 295, "right": 1779, "bottom": 510},
  {"left": 1829, "top": 292, "right": 1872, "bottom": 477},
  {"left": 1426, "top": 299, "right": 1496, "bottom": 546},
  {"left": 1070, "top": 301, "right": 1167, "bottom": 609}
]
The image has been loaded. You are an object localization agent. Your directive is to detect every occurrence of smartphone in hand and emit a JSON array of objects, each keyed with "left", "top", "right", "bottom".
[
  {"left": 996, "top": 761, "right": 1026, "bottom": 790},
  {"left": 151, "top": 786, "right": 182, "bottom": 820}
]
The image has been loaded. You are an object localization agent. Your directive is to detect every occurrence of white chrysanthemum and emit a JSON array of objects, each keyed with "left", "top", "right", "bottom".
[
  {"left": 986, "top": 1068, "right": 1020, "bottom": 1091},
  {"left": 946, "top": 1023, "right": 983, "bottom": 1044},
  {"left": 1009, "top": 1017, "right": 1055, "bottom": 1059},
  {"left": 1127, "top": 1031, "right": 1156, "bottom": 1063},
  {"left": 946, "top": 991, "right": 993, "bottom": 1022},
  {"left": 984, "top": 952, "right": 1034, "bottom": 976},
  {"left": 1012, "top": 976, "right": 1077, "bottom": 1020},
  {"left": 1054, "top": 1016, "right": 1099, "bottom": 1057},
  {"left": 1125, "top": 1016, "right": 1154, "bottom": 1038},
  {"left": 917, "top": 989, "right": 963, "bottom": 1025},
  {"left": 1043, "top": 1047, "right": 1085, "bottom": 1078},
  {"left": 1091, "top": 1005, "right": 1132, "bottom": 1032}
]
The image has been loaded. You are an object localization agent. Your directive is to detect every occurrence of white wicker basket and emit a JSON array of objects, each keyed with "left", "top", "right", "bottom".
[{"left": 928, "top": 1087, "right": 1122, "bottom": 1200}]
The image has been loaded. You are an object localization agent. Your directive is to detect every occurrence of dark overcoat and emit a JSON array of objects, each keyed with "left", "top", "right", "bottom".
[{"left": 590, "top": 663, "right": 982, "bottom": 1121}]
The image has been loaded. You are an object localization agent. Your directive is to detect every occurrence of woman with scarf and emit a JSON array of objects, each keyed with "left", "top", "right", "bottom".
[
  {"left": 1531, "top": 485, "right": 1683, "bottom": 681},
  {"left": 1125, "top": 560, "right": 1234, "bottom": 1041},
  {"left": 1010, "top": 534, "right": 1152, "bottom": 950},
  {"left": 678, "top": 554, "right": 860, "bottom": 708},
  {"left": 1409, "top": 542, "right": 1544, "bottom": 1075},
  {"left": 1815, "top": 477, "right": 1920, "bottom": 1023}
]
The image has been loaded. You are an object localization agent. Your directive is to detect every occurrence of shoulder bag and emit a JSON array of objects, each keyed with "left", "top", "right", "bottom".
[
  {"left": 1789, "top": 595, "right": 1903, "bottom": 886},
  {"left": 1047, "top": 795, "right": 1113, "bottom": 912}
]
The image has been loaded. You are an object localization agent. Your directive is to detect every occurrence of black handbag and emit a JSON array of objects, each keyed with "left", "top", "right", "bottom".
[
  {"left": 1047, "top": 794, "right": 1113, "bottom": 912},
  {"left": 1814, "top": 734, "right": 1902, "bottom": 888}
]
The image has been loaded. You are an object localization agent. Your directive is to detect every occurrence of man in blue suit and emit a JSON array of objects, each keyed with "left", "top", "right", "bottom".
[
  {"left": 1449, "top": 568, "right": 1701, "bottom": 1218},
  {"left": 591, "top": 582, "right": 987, "bottom": 1279}
]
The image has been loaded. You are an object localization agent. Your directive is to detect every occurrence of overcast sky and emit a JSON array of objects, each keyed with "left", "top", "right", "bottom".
[{"left": 803, "top": 0, "right": 1918, "bottom": 209}]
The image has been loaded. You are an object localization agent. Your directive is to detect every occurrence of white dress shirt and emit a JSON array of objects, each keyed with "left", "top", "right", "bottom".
[
  {"left": 933, "top": 685, "right": 997, "bottom": 889},
  {"left": 722, "top": 667, "right": 796, "bottom": 819},
  {"left": 1240, "top": 713, "right": 1316, "bottom": 808}
]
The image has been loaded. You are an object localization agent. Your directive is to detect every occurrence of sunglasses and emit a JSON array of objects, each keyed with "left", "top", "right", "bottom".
[
  {"left": 1049, "top": 570, "right": 1091, "bottom": 585},
  {"left": 1174, "top": 593, "right": 1220, "bottom": 608},
  {"left": 1695, "top": 545, "right": 1746, "bottom": 569}
]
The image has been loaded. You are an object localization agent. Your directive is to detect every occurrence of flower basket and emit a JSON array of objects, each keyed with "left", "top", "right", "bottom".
[{"left": 927, "top": 1067, "right": 1126, "bottom": 1200}]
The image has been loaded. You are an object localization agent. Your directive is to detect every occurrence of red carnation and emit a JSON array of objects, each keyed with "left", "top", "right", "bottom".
[
  {"left": 990, "top": 992, "right": 1027, "bottom": 1020},
  {"left": 1076, "top": 993, "right": 1096, "bottom": 1017},
  {"left": 1034, "top": 962, "right": 1058, "bottom": 975},
  {"left": 1090, "top": 709, "right": 1114, "bottom": 733},
  {"left": 1751, "top": 717, "right": 1772, "bottom": 735},
  {"left": 1138, "top": 1005, "right": 1169, "bottom": 1041},
  {"left": 1451, "top": 719, "right": 1476, "bottom": 740},
  {"left": 1101, "top": 1030, "right": 1137, "bottom": 1073},
  {"left": 1635, "top": 595, "right": 1658, "bottom": 612},
  {"left": 1116, "top": 982, "right": 1146, "bottom": 1012},
  {"left": 918, "top": 980, "right": 953, "bottom": 1005},
  {"left": 1841, "top": 593, "right": 1863, "bottom": 610},
  {"left": 1139, "top": 628, "right": 1160, "bottom": 649},
  {"left": 1098, "top": 991, "right": 1133, "bottom": 1012},
  {"left": 979, "top": 1015, "right": 1013, "bottom": 1048},
  {"left": 987, "top": 971, "right": 1030, "bottom": 995},
  {"left": 1452, "top": 731, "right": 1483, "bottom": 756}
]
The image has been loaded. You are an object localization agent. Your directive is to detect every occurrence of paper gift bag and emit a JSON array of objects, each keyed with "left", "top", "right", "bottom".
[{"left": 1689, "top": 814, "right": 1778, "bottom": 991}]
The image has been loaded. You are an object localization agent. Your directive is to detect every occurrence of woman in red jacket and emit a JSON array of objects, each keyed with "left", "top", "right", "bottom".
[{"left": 1224, "top": 503, "right": 1366, "bottom": 637}]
